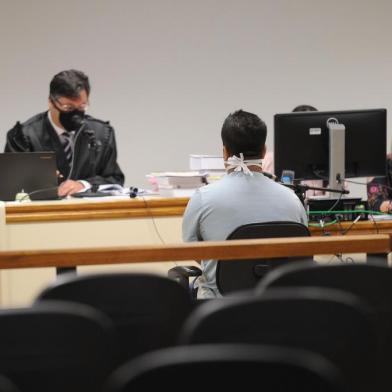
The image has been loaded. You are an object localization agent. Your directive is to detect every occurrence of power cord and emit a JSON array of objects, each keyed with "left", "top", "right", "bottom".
[
  {"left": 340, "top": 215, "right": 362, "bottom": 235},
  {"left": 133, "top": 192, "right": 166, "bottom": 245},
  {"left": 136, "top": 194, "right": 180, "bottom": 267},
  {"left": 308, "top": 209, "right": 388, "bottom": 236},
  {"left": 327, "top": 191, "right": 344, "bottom": 212},
  {"left": 17, "top": 186, "right": 59, "bottom": 202}
]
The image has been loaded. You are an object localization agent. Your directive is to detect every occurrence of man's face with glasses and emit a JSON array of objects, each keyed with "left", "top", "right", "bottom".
[
  {"left": 49, "top": 89, "right": 89, "bottom": 128},
  {"left": 49, "top": 90, "right": 88, "bottom": 131}
]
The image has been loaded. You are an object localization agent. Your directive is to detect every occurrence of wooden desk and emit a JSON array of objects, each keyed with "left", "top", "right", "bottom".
[
  {"left": 1, "top": 197, "right": 187, "bottom": 252},
  {"left": 5, "top": 198, "right": 391, "bottom": 236},
  {"left": 0, "top": 197, "right": 391, "bottom": 307},
  {"left": 5, "top": 197, "right": 189, "bottom": 224},
  {"left": 309, "top": 220, "right": 392, "bottom": 236},
  {"left": 0, "top": 197, "right": 188, "bottom": 307}
]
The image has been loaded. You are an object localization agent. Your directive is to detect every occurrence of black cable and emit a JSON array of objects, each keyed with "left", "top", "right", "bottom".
[
  {"left": 344, "top": 256, "right": 355, "bottom": 264},
  {"left": 335, "top": 215, "right": 345, "bottom": 235},
  {"left": 320, "top": 220, "right": 328, "bottom": 236},
  {"left": 343, "top": 178, "right": 368, "bottom": 186},
  {"left": 327, "top": 191, "right": 344, "bottom": 212},
  {"left": 18, "top": 186, "right": 59, "bottom": 202},
  {"left": 367, "top": 213, "right": 380, "bottom": 234},
  {"left": 137, "top": 194, "right": 180, "bottom": 267},
  {"left": 312, "top": 170, "right": 328, "bottom": 181},
  {"left": 340, "top": 216, "right": 361, "bottom": 235},
  {"left": 138, "top": 195, "right": 166, "bottom": 245}
]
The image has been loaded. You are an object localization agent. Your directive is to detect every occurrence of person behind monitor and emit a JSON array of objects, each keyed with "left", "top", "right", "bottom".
[
  {"left": 262, "top": 104, "right": 325, "bottom": 196},
  {"left": 367, "top": 153, "right": 392, "bottom": 213},
  {"left": 4, "top": 69, "right": 124, "bottom": 197},
  {"left": 182, "top": 110, "right": 308, "bottom": 299}
]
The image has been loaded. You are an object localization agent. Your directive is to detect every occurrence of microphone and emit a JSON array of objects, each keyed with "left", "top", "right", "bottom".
[
  {"left": 129, "top": 186, "right": 138, "bottom": 198},
  {"left": 84, "top": 129, "right": 101, "bottom": 150},
  {"left": 16, "top": 186, "right": 59, "bottom": 202},
  {"left": 262, "top": 171, "right": 278, "bottom": 181}
]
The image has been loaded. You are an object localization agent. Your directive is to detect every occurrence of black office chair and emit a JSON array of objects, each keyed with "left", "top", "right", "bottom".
[
  {"left": 36, "top": 272, "right": 192, "bottom": 364},
  {"left": 0, "top": 301, "right": 115, "bottom": 392},
  {"left": 104, "top": 344, "right": 347, "bottom": 392},
  {"left": 178, "top": 287, "right": 377, "bottom": 392},
  {"left": 168, "top": 221, "right": 312, "bottom": 297},
  {"left": 257, "top": 262, "right": 392, "bottom": 391},
  {"left": 0, "top": 375, "right": 19, "bottom": 392}
]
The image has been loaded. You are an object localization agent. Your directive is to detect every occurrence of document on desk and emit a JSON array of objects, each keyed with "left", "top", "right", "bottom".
[
  {"left": 73, "top": 185, "right": 153, "bottom": 198},
  {"left": 368, "top": 214, "right": 392, "bottom": 221},
  {"left": 97, "top": 185, "right": 154, "bottom": 196},
  {"left": 98, "top": 184, "right": 129, "bottom": 195}
]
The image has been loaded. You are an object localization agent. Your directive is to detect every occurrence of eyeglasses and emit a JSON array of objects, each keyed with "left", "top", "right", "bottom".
[{"left": 50, "top": 96, "right": 89, "bottom": 112}]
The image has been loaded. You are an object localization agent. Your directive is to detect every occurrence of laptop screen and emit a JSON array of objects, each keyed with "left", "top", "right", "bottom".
[{"left": 0, "top": 152, "right": 58, "bottom": 201}]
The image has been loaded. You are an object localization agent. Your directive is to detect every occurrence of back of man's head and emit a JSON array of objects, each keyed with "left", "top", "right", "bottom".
[
  {"left": 292, "top": 104, "right": 317, "bottom": 112},
  {"left": 50, "top": 69, "right": 90, "bottom": 99},
  {"left": 221, "top": 110, "right": 267, "bottom": 159}
]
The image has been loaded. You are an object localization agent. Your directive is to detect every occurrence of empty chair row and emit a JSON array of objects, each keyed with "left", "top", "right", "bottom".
[
  {"left": 105, "top": 344, "right": 348, "bottom": 392},
  {"left": 1, "top": 264, "right": 392, "bottom": 391}
]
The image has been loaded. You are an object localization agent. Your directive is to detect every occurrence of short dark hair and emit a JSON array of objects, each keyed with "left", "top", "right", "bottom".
[
  {"left": 292, "top": 104, "right": 317, "bottom": 112},
  {"left": 49, "top": 69, "right": 90, "bottom": 99},
  {"left": 221, "top": 110, "right": 267, "bottom": 158}
]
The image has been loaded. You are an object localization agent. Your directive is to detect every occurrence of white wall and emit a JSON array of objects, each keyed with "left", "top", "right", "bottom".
[{"left": 1, "top": 0, "right": 391, "bottom": 187}]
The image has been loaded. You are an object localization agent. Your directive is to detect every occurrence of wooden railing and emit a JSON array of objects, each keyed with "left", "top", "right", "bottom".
[{"left": 0, "top": 234, "right": 389, "bottom": 270}]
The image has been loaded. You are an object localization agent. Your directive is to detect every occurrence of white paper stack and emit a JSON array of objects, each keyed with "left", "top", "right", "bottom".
[
  {"left": 189, "top": 155, "right": 224, "bottom": 171},
  {"left": 146, "top": 172, "right": 206, "bottom": 197}
]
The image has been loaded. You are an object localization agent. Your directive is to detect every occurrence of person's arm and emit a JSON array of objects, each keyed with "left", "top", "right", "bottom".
[
  {"left": 367, "top": 177, "right": 391, "bottom": 213},
  {"left": 182, "top": 190, "right": 204, "bottom": 264},
  {"left": 84, "top": 128, "right": 124, "bottom": 186},
  {"left": 182, "top": 190, "right": 203, "bottom": 243},
  {"left": 300, "top": 203, "right": 308, "bottom": 226},
  {"left": 4, "top": 122, "right": 32, "bottom": 152},
  {"left": 367, "top": 156, "right": 392, "bottom": 213}
]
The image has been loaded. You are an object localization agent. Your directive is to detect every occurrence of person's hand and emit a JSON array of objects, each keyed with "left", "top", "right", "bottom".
[
  {"left": 380, "top": 200, "right": 392, "bottom": 214},
  {"left": 58, "top": 180, "right": 84, "bottom": 197}
]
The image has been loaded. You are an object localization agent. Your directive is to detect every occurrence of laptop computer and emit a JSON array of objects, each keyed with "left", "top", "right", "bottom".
[{"left": 0, "top": 152, "right": 59, "bottom": 201}]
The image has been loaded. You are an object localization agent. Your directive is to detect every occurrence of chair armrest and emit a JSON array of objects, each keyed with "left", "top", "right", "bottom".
[
  {"left": 169, "top": 266, "right": 202, "bottom": 278},
  {"left": 168, "top": 266, "right": 202, "bottom": 292}
]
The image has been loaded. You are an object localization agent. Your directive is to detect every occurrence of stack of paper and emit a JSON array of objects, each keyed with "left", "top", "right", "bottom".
[
  {"left": 146, "top": 172, "right": 207, "bottom": 197},
  {"left": 189, "top": 155, "right": 224, "bottom": 171},
  {"left": 154, "top": 172, "right": 206, "bottom": 188}
]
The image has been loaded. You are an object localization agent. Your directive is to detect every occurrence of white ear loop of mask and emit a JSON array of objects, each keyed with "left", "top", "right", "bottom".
[{"left": 224, "top": 153, "right": 263, "bottom": 176}]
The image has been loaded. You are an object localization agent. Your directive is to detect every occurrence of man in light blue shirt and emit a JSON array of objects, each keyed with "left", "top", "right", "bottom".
[{"left": 182, "top": 110, "right": 307, "bottom": 298}]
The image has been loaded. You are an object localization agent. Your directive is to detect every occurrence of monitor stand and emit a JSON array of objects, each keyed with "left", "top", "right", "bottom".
[{"left": 327, "top": 118, "right": 346, "bottom": 198}]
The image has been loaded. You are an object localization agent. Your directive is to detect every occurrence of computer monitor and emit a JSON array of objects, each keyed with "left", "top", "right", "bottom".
[{"left": 274, "top": 109, "right": 387, "bottom": 189}]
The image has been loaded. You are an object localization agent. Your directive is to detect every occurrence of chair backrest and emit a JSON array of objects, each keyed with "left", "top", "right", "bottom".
[
  {"left": 104, "top": 344, "right": 347, "bottom": 392},
  {"left": 178, "top": 287, "right": 376, "bottom": 392},
  {"left": 0, "top": 301, "right": 115, "bottom": 392},
  {"left": 216, "top": 221, "right": 312, "bottom": 294},
  {"left": 257, "top": 262, "right": 392, "bottom": 390},
  {"left": 36, "top": 273, "right": 192, "bottom": 364},
  {"left": 258, "top": 261, "right": 392, "bottom": 314},
  {"left": 0, "top": 375, "right": 19, "bottom": 392}
]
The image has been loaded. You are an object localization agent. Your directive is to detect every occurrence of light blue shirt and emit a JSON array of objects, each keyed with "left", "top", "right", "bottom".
[{"left": 182, "top": 171, "right": 308, "bottom": 298}]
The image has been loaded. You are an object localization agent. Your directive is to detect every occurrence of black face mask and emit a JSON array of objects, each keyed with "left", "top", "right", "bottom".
[{"left": 59, "top": 109, "right": 86, "bottom": 132}]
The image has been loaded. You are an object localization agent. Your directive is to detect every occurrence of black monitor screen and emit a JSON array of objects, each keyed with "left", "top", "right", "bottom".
[{"left": 274, "top": 108, "right": 387, "bottom": 181}]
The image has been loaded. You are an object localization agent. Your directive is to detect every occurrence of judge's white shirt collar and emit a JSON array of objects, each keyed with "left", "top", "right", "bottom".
[{"left": 47, "top": 111, "right": 69, "bottom": 137}]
